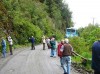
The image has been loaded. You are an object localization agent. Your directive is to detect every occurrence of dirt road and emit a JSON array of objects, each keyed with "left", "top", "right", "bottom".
[{"left": 0, "top": 44, "right": 80, "bottom": 74}]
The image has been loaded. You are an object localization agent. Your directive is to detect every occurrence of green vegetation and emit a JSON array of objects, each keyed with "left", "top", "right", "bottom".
[
  {"left": 1, "top": 0, "right": 99, "bottom": 72},
  {"left": 0, "top": 0, "right": 72, "bottom": 45},
  {"left": 70, "top": 24, "right": 100, "bottom": 72}
]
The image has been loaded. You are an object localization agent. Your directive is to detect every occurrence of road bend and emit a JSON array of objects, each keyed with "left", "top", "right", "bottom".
[{"left": 0, "top": 44, "right": 80, "bottom": 74}]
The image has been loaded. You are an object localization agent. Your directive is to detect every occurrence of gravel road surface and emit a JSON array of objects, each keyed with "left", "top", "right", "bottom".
[{"left": 0, "top": 44, "right": 80, "bottom": 74}]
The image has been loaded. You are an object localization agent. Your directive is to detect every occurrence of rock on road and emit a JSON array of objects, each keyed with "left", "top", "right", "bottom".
[{"left": 0, "top": 44, "right": 80, "bottom": 74}]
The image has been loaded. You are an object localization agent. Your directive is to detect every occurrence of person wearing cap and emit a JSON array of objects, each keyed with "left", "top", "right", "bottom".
[
  {"left": 1, "top": 37, "right": 6, "bottom": 58},
  {"left": 92, "top": 40, "right": 100, "bottom": 74},
  {"left": 60, "top": 39, "right": 73, "bottom": 74},
  {"left": 8, "top": 36, "right": 13, "bottom": 55},
  {"left": 57, "top": 39, "right": 64, "bottom": 66},
  {"left": 30, "top": 36, "right": 35, "bottom": 50}
]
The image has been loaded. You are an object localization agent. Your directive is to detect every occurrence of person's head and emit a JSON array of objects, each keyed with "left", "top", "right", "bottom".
[
  {"left": 10, "top": 37, "right": 11, "bottom": 39},
  {"left": 61, "top": 39, "right": 64, "bottom": 44},
  {"left": 51, "top": 37, "right": 55, "bottom": 41},
  {"left": 64, "top": 38, "right": 69, "bottom": 43},
  {"left": 42, "top": 35, "right": 45, "bottom": 39},
  {"left": 8, "top": 36, "right": 11, "bottom": 38}
]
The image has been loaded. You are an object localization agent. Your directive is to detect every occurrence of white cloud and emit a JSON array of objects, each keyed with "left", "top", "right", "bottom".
[{"left": 64, "top": 0, "right": 100, "bottom": 28}]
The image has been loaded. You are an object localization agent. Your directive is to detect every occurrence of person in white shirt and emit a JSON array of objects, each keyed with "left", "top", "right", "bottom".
[{"left": 8, "top": 36, "right": 13, "bottom": 55}]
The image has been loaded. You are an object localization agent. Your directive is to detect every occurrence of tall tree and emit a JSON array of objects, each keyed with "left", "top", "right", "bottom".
[
  {"left": 45, "top": 0, "right": 73, "bottom": 31},
  {"left": 0, "top": 1, "right": 12, "bottom": 37}
]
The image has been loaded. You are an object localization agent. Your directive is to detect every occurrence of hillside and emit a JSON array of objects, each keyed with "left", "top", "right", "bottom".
[{"left": 0, "top": 0, "right": 73, "bottom": 44}]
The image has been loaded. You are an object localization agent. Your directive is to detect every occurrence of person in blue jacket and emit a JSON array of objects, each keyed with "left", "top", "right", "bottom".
[
  {"left": 92, "top": 40, "right": 100, "bottom": 74},
  {"left": 30, "top": 36, "right": 35, "bottom": 50},
  {"left": 1, "top": 37, "right": 6, "bottom": 58}
]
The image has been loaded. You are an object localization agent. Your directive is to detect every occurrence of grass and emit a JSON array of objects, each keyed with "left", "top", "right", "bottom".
[{"left": 72, "top": 52, "right": 93, "bottom": 73}]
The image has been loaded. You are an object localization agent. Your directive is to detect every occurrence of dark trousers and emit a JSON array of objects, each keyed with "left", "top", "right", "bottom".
[
  {"left": 94, "top": 70, "right": 100, "bottom": 74},
  {"left": 47, "top": 43, "right": 51, "bottom": 49},
  {"left": 43, "top": 43, "right": 45, "bottom": 50},
  {"left": 31, "top": 43, "right": 35, "bottom": 50},
  {"left": 9, "top": 45, "right": 13, "bottom": 55}
]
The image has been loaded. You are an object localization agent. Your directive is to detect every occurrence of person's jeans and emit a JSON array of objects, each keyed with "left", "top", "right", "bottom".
[
  {"left": 62, "top": 56, "right": 71, "bottom": 74},
  {"left": 60, "top": 57, "right": 63, "bottom": 66},
  {"left": 2, "top": 46, "right": 6, "bottom": 58},
  {"left": 50, "top": 49, "right": 56, "bottom": 57}
]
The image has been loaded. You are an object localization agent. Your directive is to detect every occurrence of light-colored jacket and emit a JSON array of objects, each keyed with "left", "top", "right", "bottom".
[
  {"left": 42, "top": 36, "right": 46, "bottom": 43},
  {"left": 8, "top": 38, "right": 13, "bottom": 45}
]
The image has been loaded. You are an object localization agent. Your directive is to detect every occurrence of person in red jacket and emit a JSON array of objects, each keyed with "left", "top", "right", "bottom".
[{"left": 57, "top": 40, "right": 64, "bottom": 66}]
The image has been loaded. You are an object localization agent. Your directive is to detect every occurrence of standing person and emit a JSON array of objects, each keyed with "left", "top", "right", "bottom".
[
  {"left": 92, "top": 40, "right": 100, "bottom": 74},
  {"left": 30, "top": 36, "right": 35, "bottom": 50},
  {"left": 8, "top": 36, "right": 13, "bottom": 55},
  {"left": 60, "top": 39, "right": 73, "bottom": 74},
  {"left": 50, "top": 37, "right": 56, "bottom": 57},
  {"left": 42, "top": 35, "right": 46, "bottom": 50},
  {"left": 46, "top": 37, "right": 51, "bottom": 49},
  {"left": 1, "top": 37, "right": 6, "bottom": 58},
  {"left": 57, "top": 39, "right": 64, "bottom": 67}
]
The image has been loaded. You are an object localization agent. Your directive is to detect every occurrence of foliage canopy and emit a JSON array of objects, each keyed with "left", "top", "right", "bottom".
[{"left": 0, "top": 0, "right": 73, "bottom": 44}]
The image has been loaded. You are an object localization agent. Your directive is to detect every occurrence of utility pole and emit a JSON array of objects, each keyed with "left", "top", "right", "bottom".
[{"left": 93, "top": 18, "right": 95, "bottom": 25}]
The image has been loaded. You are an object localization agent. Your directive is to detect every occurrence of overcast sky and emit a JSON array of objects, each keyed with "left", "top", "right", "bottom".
[{"left": 64, "top": 0, "right": 100, "bottom": 29}]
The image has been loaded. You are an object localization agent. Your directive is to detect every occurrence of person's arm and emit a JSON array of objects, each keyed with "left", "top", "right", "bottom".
[
  {"left": 69, "top": 44, "right": 76, "bottom": 56},
  {"left": 60, "top": 45, "right": 64, "bottom": 52},
  {"left": 8, "top": 38, "right": 10, "bottom": 42}
]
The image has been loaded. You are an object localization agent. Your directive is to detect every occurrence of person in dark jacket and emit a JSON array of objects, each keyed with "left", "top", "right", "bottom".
[
  {"left": 92, "top": 40, "right": 100, "bottom": 74},
  {"left": 30, "top": 36, "right": 35, "bottom": 50}
]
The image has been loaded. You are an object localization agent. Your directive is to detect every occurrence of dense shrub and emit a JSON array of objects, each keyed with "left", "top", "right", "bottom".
[
  {"left": 70, "top": 37, "right": 89, "bottom": 54},
  {"left": 70, "top": 25, "right": 100, "bottom": 72}
]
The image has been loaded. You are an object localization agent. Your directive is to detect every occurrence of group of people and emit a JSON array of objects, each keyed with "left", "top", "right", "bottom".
[
  {"left": 57, "top": 38, "right": 74, "bottom": 74},
  {"left": 42, "top": 35, "right": 74, "bottom": 74},
  {"left": 42, "top": 35, "right": 57, "bottom": 57},
  {"left": 1, "top": 36, "right": 13, "bottom": 58},
  {"left": 1, "top": 34, "right": 99, "bottom": 74},
  {"left": 57, "top": 38, "right": 100, "bottom": 74},
  {"left": 28, "top": 34, "right": 100, "bottom": 74}
]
